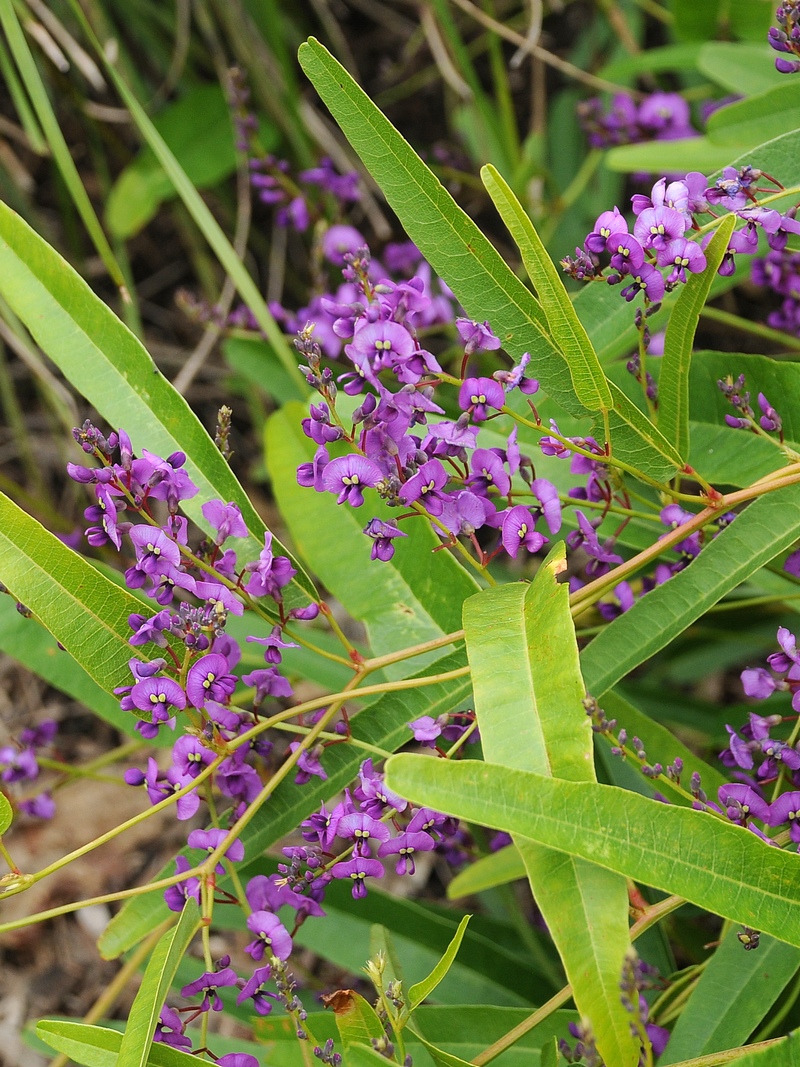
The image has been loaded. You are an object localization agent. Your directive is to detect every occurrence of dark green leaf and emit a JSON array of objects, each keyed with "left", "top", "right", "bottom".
[
  {"left": 661, "top": 928, "right": 800, "bottom": 1063},
  {"left": 659, "top": 214, "right": 736, "bottom": 457}
]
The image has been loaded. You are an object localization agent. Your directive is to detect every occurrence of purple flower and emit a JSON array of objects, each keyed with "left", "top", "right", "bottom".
[
  {"left": 245, "top": 911, "right": 293, "bottom": 961},
  {"left": 354, "top": 758, "right": 407, "bottom": 816},
  {"left": 130, "top": 676, "right": 187, "bottom": 721},
  {"left": 18, "top": 793, "right": 56, "bottom": 819},
  {"left": 181, "top": 967, "right": 239, "bottom": 1012},
  {"left": 242, "top": 666, "right": 293, "bottom": 705},
  {"left": 201, "top": 500, "right": 248, "bottom": 543},
  {"left": 244, "top": 531, "right": 297, "bottom": 600},
  {"left": 164, "top": 856, "right": 201, "bottom": 912},
  {"left": 247, "top": 628, "right": 298, "bottom": 665},
  {"left": 455, "top": 318, "right": 501, "bottom": 354},
  {"left": 467, "top": 449, "right": 511, "bottom": 497},
  {"left": 458, "top": 377, "right": 505, "bottom": 421},
  {"left": 322, "top": 224, "right": 366, "bottom": 264},
  {"left": 606, "top": 232, "right": 644, "bottom": 274},
  {"left": 297, "top": 445, "right": 329, "bottom": 492},
  {"left": 217, "top": 1056, "right": 260, "bottom": 1067},
  {"left": 718, "top": 783, "right": 770, "bottom": 824},
  {"left": 500, "top": 506, "right": 548, "bottom": 559},
  {"left": 335, "top": 812, "right": 391, "bottom": 855},
  {"left": 399, "top": 459, "right": 449, "bottom": 515},
  {"left": 409, "top": 715, "right": 443, "bottom": 745},
  {"left": 346, "top": 319, "right": 415, "bottom": 375},
  {"left": 187, "top": 828, "right": 245, "bottom": 873},
  {"left": 330, "top": 855, "right": 385, "bottom": 898},
  {"left": 741, "top": 668, "right": 777, "bottom": 700},
  {"left": 658, "top": 238, "right": 707, "bottom": 285},
  {"left": 619, "top": 264, "right": 666, "bottom": 303},
  {"left": 363, "top": 518, "right": 407, "bottom": 561},
  {"left": 128, "top": 525, "right": 181, "bottom": 576},
  {"left": 153, "top": 1006, "right": 191, "bottom": 1049},
  {"left": 378, "top": 830, "right": 435, "bottom": 875},
  {"left": 531, "top": 478, "right": 562, "bottom": 534},
  {"left": 758, "top": 392, "right": 782, "bottom": 432},
  {"left": 770, "top": 791, "right": 800, "bottom": 841},
  {"left": 289, "top": 742, "right": 328, "bottom": 784},
  {"left": 236, "top": 965, "right": 277, "bottom": 1016},
  {"left": 186, "top": 654, "right": 237, "bottom": 708},
  {"left": 322, "top": 455, "right": 383, "bottom": 507},
  {"left": 585, "top": 207, "right": 628, "bottom": 254}
]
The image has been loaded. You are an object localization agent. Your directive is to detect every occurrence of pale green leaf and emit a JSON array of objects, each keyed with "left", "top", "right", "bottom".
[
  {"left": 386, "top": 754, "right": 800, "bottom": 949},
  {"left": 118, "top": 901, "right": 200, "bottom": 1067},
  {"left": 0, "top": 493, "right": 144, "bottom": 693},
  {"left": 481, "top": 163, "right": 611, "bottom": 412},
  {"left": 0, "top": 790, "right": 11, "bottom": 835},
  {"left": 605, "top": 138, "right": 742, "bottom": 175},
  {"left": 447, "top": 844, "right": 526, "bottom": 899},
  {"left": 328, "top": 992, "right": 384, "bottom": 1051},
  {"left": 580, "top": 482, "right": 800, "bottom": 698},
  {"left": 659, "top": 214, "right": 736, "bottom": 458},
  {"left": 35, "top": 1021, "right": 200, "bottom": 1067},
  {"left": 0, "top": 200, "right": 316, "bottom": 616},
  {"left": 697, "top": 42, "right": 787, "bottom": 96},
  {"left": 661, "top": 928, "right": 800, "bottom": 1064},
  {"left": 409, "top": 915, "right": 471, "bottom": 1009},
  {"left": 707, "top": 82, "right": 800, "bottom": 148},
  {"left": 464, "top": 546, "right": 637, "bottom": 1067}
]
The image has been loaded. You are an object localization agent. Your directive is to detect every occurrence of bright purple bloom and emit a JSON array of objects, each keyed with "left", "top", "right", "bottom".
[
  {"left": 363, "top": 517, "right": 407, "bottom": 561},
  {"left": 336, "top": 812, "right": 391, "bottom": 855},
  {"left": 606, "top": 232, "right": 644, "bottom": 273},
  {"left": 247, "top": 628, "right": 298, "bottom": 665},
  {"left": 378, "top": 830, "right": 435, "bottom": 875},
  {"left": 354, "top": 758, "right": 407, "bottom": 816},
  {"left": 153, "top": 1005, "right": 191, "bottom": 1049},
  {"left": 322, "top": 454, "right": 382, "bottom": 507},
  {"left": 236, "top": 966, "right": 277, "bottom": 1016},
  {"left": 201, "top": 500, "right": 248, "bottom": 543},
  {"left": 399, "top": 459, "right": 449, "bottom": 515},
  {"left": 187, "top": 828, "right": 245, "bottom": 873},
  {"left": 242, "top": 666, "right": 293, "bottom": 704},
  {"left": 330, "top": 855, "right": 384, "bottom": 898},
  {"left": 409, "top": 715, "right": 443, "bottom": 744},
  {"left": 585, "top": 207, "right": 628, "bottom": 254},
  {"left": 186, "top": 654, "right": 237, "bottom": 708},
  {"left": 500, "top": 506, "right": 548, "bottom": 559},
  {"left": 619, "top": 264, "right": 666, "bottom": 303},
  {"left": 741, "top": 668, "right": 777, "bottom": 700},
  {"left": 758, "top": 392, "right": 782, "bottom": 432},
  {"left": 322, "top": 224, "right": 366, "bottom": 264},
  {"left": 128, "top": 525, "right": 181, "bottom": 575},
  {"left": 245, "top": 910, "right": 293, "bottom": 961},
  {"left": 468, "top": 449, "right": 511, "bottom": 498},
  {"left": 458, "top": 377, "right": 505, "bottom": 421},
  {"left": 531, "top": 478, "right": 562, "bottom": 533},
  {"left": 770, "top": 791, "right": 800, "bottom": 841},
  {"left": 244, "top": 531, "right": 297, "bottom": 599},
  {"left": 455, "top": 318, "right": 501, "bottom": 354},
  {"left": 130, "top": 676, "right": 187, "bottom": 721},
  {"left": 718, "top": 783, "right": 770, "bottom": 824},
  {"left": 217, "top": 1056, "right": 260, "bottom": 1067},
  {"left": 346, "top": 319, "right": 415, "bottom": 375},
  {"left": 164, "top": 856, "right": 201, "bottom": 912},
  {"left": 658, "top": 238, "right": 707, "bottom": 284},
  {"left": 181, "top": 967, "right": 239, "bottom": 1012}
]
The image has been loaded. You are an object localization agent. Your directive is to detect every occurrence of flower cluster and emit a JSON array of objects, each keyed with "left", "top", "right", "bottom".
[
  {"left": 751, "top": 239, "right": 800, "bottom": 337},
  {"left": 0, "top": 719, "right": 57, "bottom": 819},
  {"left": 563, "top": 167, "right": 794, "bottom": 311},
  {"left": 577, "top": 92, "right": 695, "bottom": 149},
  {"left": 769, "top": 1, "right": 800, "bottom": 73}
]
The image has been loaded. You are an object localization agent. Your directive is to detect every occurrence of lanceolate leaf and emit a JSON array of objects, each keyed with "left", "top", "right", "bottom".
[
  {"left": 446, "top": 844, "right": 526, "bottom": 899},
  {"left": 296, "top": 38, "right": 585, "bottom": 418},
  {"left": 117, "top": 901, "right": 201, "bottom": 1067},
  {"left": 0, "top": 493, "right": 144, "bottom": 693},
  {"left": 266, "top": 406, "right": 477, "bottom": 670},
  {"left": 659, "top": 214, "right": 736, "bottom": 458},
  {"left": 99, "top": 650, "right": 471, "bottom": 958},
  {"left": 580, "top": 482, "right": 800, "bottom": 698},
  {"left": 463, "top": 547, "right": 638, "bottom": 1067},
  {"left": 0, "top": 202, "right": 316, "bottom": 616},
  {"left": 408, "top": 915, "right": 471, "bottom": 1009},
  {"left": 0, "top": 790, "right": 11, "bottom": 835},
  {"left": 385, "top": 755, "right": 800, "bottom": 949},
  {"left": 35, "top": 1021, "right": 201, "bottom": 1067},
  {"left": 660, "top": 928, "right": 800, "bottom": 1064},
  {"left": 327, "top": 991, "right": 384, "bottom": 1050},
  {"left": 480, "top": 163, "right": 612, "bottom": 412},
  {"left": 602, "top": 382, "right": 684, "bottom": 479}
]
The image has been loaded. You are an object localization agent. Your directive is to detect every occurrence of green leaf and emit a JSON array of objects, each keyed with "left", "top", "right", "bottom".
[
  {"left": 698, "top": 42, "right": 788, "bottom": 96},
  {"left": 99, "top": 651, "right": 471, "bottom": 958},
  {"left": 106, "top": 85, "right": 239, "bottom": 239},
  {"left": 729, "top": 0, "right": 779, "bottom": 42},
  {"left": 447, "top": 844, "right": 526, "bottom": 899},
  {"left": 580, "top": 482, "right": 800, "bottom": 698},
  {"left": 480, "top": 164, "right": 611, "bottom": 412},
  {"left": 223, "top": 336, "right": 306, "bottom": 405},
  {"left": 266, "top": 405, "right": 477, "bottom": 669},
  {"left": 35, "top": 1021, "right": 201, "bottom": 1067},
  {"left": 0, "top": 493, "right": 145, "bottom": 693},
  {"left": 117, "top": 901, "right": 201, "bottom": 1067},
  {"left": 326, "top": 991, "right": 384, "bottom": 1050},
  {"left": 0, "top": 789, "right": 11, "bottom": 835},
  {"left": 605, "top": 138, "right": 741, "bottom": 176},
  {"left": 659, "top": 214, "right": 736, "bottom": 458},
  {"left": 0, "top": 200, "right": 316, "bottom": 616},
  {"left": 602, "top": 382, "right": 684, "bottom": 479},
  {"left": 408, "top": 915, "right": 471, "bottom": 1009},
  {"left": 296, "top": 38, "right": 587, "bottom": 417},
  {"left": 463, "top": 547, "right": 638, "bottom": 1067},
  {"left": 708, "top": 82, "right": 800, "bottom": 149},
  {"left": 0, "top": 592, "right": 174, "bottom": 744},
  {"left": 598, "top": 42, "right": 703, "bottom": 81},
  {"left": 661, "top": 928, "right": 800, "bottom": 1064},
  {"left": 666, "top": 0, "right": 721, "bottom": 40},
  {"left": 385, "top": 754, "right": 800, "bottom": 949}
]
